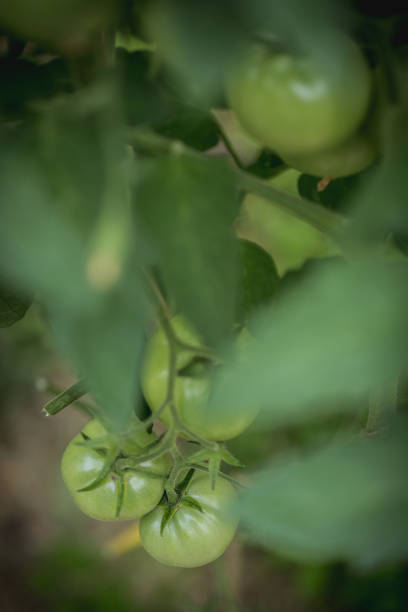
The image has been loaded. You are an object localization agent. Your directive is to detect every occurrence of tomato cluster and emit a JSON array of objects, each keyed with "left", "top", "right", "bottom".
[
  {"left": 61, "top": 316, "right": 252, "bottom": 568},
  {"left": 60, "top": 26, "right": 384, "bottom": 570},
  {"left": 226, "top": 32, "right": 379, "bottom": 178},
  {"left": 141, "top": 315, "right": 259, "bottom": 441}
]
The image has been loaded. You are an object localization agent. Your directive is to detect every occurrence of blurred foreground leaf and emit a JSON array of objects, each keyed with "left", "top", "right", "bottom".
[
  {"left": 156, "top": 106, "right": 219, "bottom": 151},
  {"left": 239, "top": 419, "right": 408, "bottom": 566},
  {"left": 209, "top": 259, "right": 408, "bottom": 426},
  {"left": 0, "top": 115, "right": 150, "bottom": 433},
  {"left": 134, "top": 154, "right": 239, "bottom": 345}
]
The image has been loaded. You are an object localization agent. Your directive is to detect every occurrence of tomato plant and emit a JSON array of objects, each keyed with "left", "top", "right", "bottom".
[
  {"left": 61, "top": 419, "right": 170, "bottom": 521},
  {"left": 226, "top": 33, "right": 373, "bottom": 155},
  {"left": 140, "top": 471, "right": 239, "bottom": 568},
  {"left": 1, "top": 0, "right": 407, "bottom": 586},
  {"left": 141, "top": 315, "right": 259, "bottom": 441}
]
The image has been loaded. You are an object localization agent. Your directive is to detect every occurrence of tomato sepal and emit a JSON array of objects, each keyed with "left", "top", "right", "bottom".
[
  {"left": 180, "top": 495, "right": 204, "bottom": 512},
  {"left": 76, "top": 446, "right": 119, "bottom": 492}
]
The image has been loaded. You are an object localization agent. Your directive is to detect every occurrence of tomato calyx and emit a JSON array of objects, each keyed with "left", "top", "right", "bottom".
[
  {"left": 186, "top": 445, "right": 244, "bottom": 489},
  {"left": 160, "top": 468, "right": 204, "bottom": 535},
  {"left": 73, "top": 429, "right": 171, "bottom": 518}
]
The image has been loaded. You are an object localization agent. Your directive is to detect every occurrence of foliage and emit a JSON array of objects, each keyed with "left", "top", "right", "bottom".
[{"left": 1, "top": 0, "right": 408, "bottom": 572}]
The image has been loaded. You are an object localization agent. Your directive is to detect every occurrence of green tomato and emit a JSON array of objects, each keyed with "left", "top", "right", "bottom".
[
  {"left": 281, "top": 129, "right": 378, "bottom": 178},
  {"left": 141, "top": 316, "right": 259, "bottom": 441},
  {"left": 61, "top": 419, "right": 170, "bottom": 521},
  {"left": 140, "top": 473, "right": 238, "bottom": 567},
  {"left": 237, "top": 169, "right": 337, "bottom": 275},
  {"left": 226, "top": 33, "right": 372, "bottom": 155}
]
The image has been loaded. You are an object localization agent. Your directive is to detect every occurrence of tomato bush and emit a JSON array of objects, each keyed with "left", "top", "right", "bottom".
[
  {"left": 61, "top": 420, "right": 170, "bottom": 521},
  {"left": 226, "top": 33, "right": 373, "bottom": 156},
  {"left": 141, "top": 315, "right": 259, "bottom": 441},
  {"left": 140, "top": 472, "right": 239, "bottom": 568},
  {"left": 1, "top": 0, "right": 407, "bottom": 582}
]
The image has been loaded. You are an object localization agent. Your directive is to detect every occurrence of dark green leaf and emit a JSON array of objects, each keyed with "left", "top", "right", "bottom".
[
  {"left": 246, "top": 150, "right": 283, "bottom": 178},
  {"left": 156, "top": 106, "right": 219, "bottom": 151},
  {"left": 237, "top": 239, "right": 280, "bottom": 323},
  {"left": 116, "top": 49, "right": 174, "bottom": 125},
  {"left": 134, "top": 154, "right": 240, "bottom": 345},
  {"left": 297, "top": 172, "right": 371, "bottom": 213},
  {"left": 0, "top": 280, "right": 32, "bottom": 327},
  {"left": 0, "top": 58, "right": 72, "bottom": 119}
]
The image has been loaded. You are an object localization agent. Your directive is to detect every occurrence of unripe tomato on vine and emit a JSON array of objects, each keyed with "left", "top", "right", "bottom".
[
  {"left": 141, "top": 315, "right": 259, "bottom": 441},
  {"left": 140, "top": 472, "right": 239, "bottom": 568},
  {"left": 61, "top": 419, "right": 170, "bottom": 521},
  {"left": 226, "top": 32, "right": 373, "bottom": 156}
]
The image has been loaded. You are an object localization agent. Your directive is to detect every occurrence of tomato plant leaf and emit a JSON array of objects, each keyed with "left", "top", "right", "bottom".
[
  {"left": 134, "top": 154, "right": 240, "bottom": 345},
  {"left": 156, "top": 106, "right": 219, "bottom": 151},
  {"left": 237, "top": 239, "right": 280, "bottom": 324},
  {"left": 239, "top": 419, "right": 408, "bottom": 566},
  {"left": 116, "top": 50, "right": 174, "bottom": 126},
  {"left": 0, "top": 280, "right": 32, "bottom": 327},
  {"left": 246, "top": 150, "right": 283, "bottom": 178},
  {"left": 209, "top": 259, "right": 408, "bottom": 426}
]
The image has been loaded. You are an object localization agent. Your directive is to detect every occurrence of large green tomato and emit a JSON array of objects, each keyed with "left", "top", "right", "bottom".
[
  {"left": 140, "top": 473, "right": 238, "bottom": 567},
  {"left": 281, "top": 129, "right": 378, "bottom": 178},
  {"left": 226, "top": 33, "right": 372, "bottom": 155},
  {"left": 141, "top": 316, "right": 259, "bottom": 441},
  {"left": 61, "top": 420, "right": 170, "bottom": 521}
]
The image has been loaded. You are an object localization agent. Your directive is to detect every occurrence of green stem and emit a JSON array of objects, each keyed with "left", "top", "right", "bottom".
[
  {"left": 145, "top": 271, "right": 218, "bottom": 361},
  {"left": 215, "top": 123, "right": 246, "bottom": 170},
  {"left": 165, "top": 461, "right": 183, "bottom": 504},
  {"left": 42, "top": 379, "right": 92, "bottom": 416},
  {"left": 173, "top": 337, "right": 218, "bottom": 361},
  {"left": 190, "top": 463, "right": 247, "bottom": 490},
  {"left": 178, "top": 424, "right": 219, "bottom": 451},
  {"left": 122, "top": 429, "right": 175, "bottom": 464}
]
